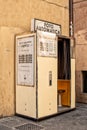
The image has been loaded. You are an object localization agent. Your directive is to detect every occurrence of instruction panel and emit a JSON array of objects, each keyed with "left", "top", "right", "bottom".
[
  {"left": 16, "top": 36, "right": 34, "bottom": 86},
  {"left": 37, "top": 30, "right": 57, "bottom": 57}
]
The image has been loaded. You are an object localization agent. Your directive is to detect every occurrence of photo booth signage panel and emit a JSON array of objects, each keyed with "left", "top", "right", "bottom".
[
  {"left": 31, "top": 18, "right": 61, "bottom": 35},
  {"left": 16, "top": 36, "right": 34, "bottom": 86},
  {"left": 37, "top": 31, "right": 57, "bottom": 57}
]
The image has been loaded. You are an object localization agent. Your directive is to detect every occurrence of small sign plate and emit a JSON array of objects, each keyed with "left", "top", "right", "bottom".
[{"left": 31, "top": 18, "right": 61, "bottom": 35}]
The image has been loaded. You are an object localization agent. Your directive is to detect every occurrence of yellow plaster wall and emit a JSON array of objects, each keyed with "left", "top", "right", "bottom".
[
  {"left": 0, "top": 0, "right": 69, "bottom": 36},
  {"left": 0, "top": 27, "right": 25, "bottom": 117}
]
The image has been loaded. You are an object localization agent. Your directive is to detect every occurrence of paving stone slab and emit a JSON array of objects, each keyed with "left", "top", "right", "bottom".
[{"left": 0, "top": 124, "right": 12, "bottom": 130}]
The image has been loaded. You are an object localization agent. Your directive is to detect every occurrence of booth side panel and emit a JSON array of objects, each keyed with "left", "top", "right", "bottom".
[
  {"left": 71, "top": 59, "right": 75, "bottom": 108},
  {"left": 37, "top": 57, "right": 57, "bottom": 118},
  {"left": 16, "top": 34, "right": 37, "bottom": 118},
  {"left": 16, "top": 86, "right": 36, "bottom": 118}
]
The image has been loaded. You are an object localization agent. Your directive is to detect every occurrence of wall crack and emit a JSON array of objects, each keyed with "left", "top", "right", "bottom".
[{"left": 41, "top": 0, "right": 68, "bottom": 9}]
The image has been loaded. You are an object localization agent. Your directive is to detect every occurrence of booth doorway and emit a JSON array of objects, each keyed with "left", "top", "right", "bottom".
[
  {"left": 82, "top": 71, "right": 87, "bottom": 93},
  {"left": 57, "top": 37, "right": 71, "bottom": 112}
]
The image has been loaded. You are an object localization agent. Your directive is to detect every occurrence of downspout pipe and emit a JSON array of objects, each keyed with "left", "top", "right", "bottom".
[
  {"left": 69, "top": 0, "right": 75, "bottom": 59},
  {"left": 69, "top": 0, "right": 74, "bottom": 38}
]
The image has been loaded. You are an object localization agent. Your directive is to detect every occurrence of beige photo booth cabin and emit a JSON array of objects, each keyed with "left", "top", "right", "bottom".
[{"left": 16, "top": 30, "right": 75, "bottom": 120}]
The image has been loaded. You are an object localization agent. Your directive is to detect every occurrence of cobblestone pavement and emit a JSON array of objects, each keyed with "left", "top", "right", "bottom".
[{"left": 0, "top": 103, "right": 87, "bottom": 130}]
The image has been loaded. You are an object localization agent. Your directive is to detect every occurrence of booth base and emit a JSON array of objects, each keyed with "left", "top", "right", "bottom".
[{"left": 16, "top": 107, "right": 76, "bottom": 121}]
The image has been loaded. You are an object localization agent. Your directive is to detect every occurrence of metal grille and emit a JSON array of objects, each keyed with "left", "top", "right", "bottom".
[{"left": 15, "top": 123, "right": 44, "bottom": 130}]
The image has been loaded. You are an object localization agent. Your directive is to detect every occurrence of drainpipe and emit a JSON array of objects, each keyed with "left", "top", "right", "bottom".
[
  {"left": 69, "top": 0, "right": 75, "bottom": 59},
  {"left": 69, "top": 0, "right": 73, "bottom": 38}
]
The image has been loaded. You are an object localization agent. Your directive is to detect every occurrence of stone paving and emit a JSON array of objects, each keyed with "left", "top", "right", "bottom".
[
  {"left": 38, "top": 103, "right": 87, "bottom": 130},
  {"left": 0, "top": 103, "right": 87, "bottom": 130}
]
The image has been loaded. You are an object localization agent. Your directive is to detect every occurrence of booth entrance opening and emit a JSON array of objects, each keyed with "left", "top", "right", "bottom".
[{"left": 57, "top": 37, "right": 71, "bottom": 112}]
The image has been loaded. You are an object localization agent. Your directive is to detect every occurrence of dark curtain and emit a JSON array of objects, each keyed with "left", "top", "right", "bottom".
[{"left": 58, "top": 39, "right": 71, "bottom": 79}]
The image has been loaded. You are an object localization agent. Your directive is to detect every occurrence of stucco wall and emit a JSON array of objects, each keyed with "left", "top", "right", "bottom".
[
  {"left": 75, "top": 29, "right": 87, "bottom": 103},
  {"left": 73, "top": 0, "right": 87, "bottom": 103},
  {"left": 0, "top": 0, "right": 69, "bottom": 36},
  {"left": 0, "top": 27, "right": 25, "bottom": 117},
  {"left": 73, "top": 0, "right": 87, "bottom": 33}
]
